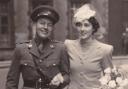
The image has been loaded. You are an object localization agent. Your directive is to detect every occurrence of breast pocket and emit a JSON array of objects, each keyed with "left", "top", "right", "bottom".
[
  {"left": 20, "top": 62, "right": 38, "bottom": 80},
  {"left": 42, "top": 58, "right": 60, "bottom": 79},
  {"left": 21, "top": 62, "right": 34, "bottom": 70},
  {"left": 45, "top": 57, "right": 60, "bottom": 68}
]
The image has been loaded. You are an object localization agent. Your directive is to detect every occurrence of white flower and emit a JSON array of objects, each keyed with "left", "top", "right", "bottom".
[
  {"left": 99, "top": 76, "right": 109, "bottom": 85},
  {"left": 116, "top": 77, "right": 123, "bottom": 85},
  {"left": 57, "top": 73, "right": 64, "bottom": 83},
  {"left": 108, "top": 80, "right": 117, "bottom": 88},
  {"left": 99, "top": 65, "right": 128, "bottom": 89},
  {"left": 74, "top": 4, "right": 96, "bottom": 22},
  {"left": 104, "top": 67, "right": 112, "bottom": 74},
  {"left": 112, "top": 65, "right": 118, "bottom": 74},
  {"left": 105, "top": 74, "right": 111, "bottom": 81}
]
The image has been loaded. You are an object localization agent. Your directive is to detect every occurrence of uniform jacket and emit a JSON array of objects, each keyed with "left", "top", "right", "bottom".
[{"left": 6, "top": 39, "right": 70, "bottom": 89}]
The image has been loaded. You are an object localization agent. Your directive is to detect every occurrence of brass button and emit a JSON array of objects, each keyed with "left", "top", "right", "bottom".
[
  {"left": 39, "top": 60, "right": 42, "bottom": 63},
  {"left": 53, "top": 64, "right": 56, "bottom": 66},
  {"left": 24, "top": 63, "right": 28, "bottom": 66},
  {"left": 39, "top": 68, "right": 42, "bottom": 71},
  {"left": 50, "top": 44, "right": 55, "bottom": 49}
]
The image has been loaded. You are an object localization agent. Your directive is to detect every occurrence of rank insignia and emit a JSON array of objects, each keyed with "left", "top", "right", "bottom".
[{"left": 50, "top": 44, "right": 55, "bottom": 49}]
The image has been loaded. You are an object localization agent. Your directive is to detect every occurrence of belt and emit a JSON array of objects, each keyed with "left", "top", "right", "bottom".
[{"left": 24, "top": 80, "right": 50, "bottom": 89}]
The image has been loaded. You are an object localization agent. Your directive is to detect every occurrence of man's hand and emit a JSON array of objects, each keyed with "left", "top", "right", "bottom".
[{"left": 50, "top": 73, "right": 64, "bottom": 86}]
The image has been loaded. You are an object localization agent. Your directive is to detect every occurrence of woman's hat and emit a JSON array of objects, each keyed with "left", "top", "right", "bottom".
[
  {"left": 74, "top": 4, "right": 96, "bottom": 22},
  {"left": 30, "top": 5, "right": 59, "bottom": 24}
]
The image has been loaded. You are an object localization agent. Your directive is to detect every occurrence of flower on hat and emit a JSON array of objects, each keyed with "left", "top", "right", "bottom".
[{"left": 74, "top": 4, "right": 96, "bottom": 22}]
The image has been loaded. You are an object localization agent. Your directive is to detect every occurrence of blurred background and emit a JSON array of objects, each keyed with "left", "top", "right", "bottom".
[{"left": 0, "top": 0, "right": 128, "bottom": 89}]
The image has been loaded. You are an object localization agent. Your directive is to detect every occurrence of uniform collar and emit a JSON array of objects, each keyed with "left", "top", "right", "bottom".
[
  {"left": 39, "top": 39, "right": 55, "bottom": 59},
  {"left": 29, "top": 39, "right": 55, "bottom": 58},
  {"left": 29, "top": 39, "right": 40, "bottom": 58}
]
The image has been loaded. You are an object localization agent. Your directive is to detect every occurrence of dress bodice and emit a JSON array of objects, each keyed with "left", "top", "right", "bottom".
[{"left": 64, "top": 39, "right": 113, "bottom": 89}]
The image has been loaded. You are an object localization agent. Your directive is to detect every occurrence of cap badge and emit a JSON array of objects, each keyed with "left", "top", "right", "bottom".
[
  {"left": 38, "top": 11, "right": 51, "bottom": 16},
  {"left": 50, "top": 44, "right": 55, "bottom": 49}
]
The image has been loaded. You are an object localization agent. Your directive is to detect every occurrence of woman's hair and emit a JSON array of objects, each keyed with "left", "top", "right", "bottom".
[{"left": 88, "top": 16, "right": 100, "bottom": 34}]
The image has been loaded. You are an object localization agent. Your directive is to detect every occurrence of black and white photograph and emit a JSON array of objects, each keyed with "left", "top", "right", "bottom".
[{"left": 0, "top": 0, "right": 128, "bottom": 89}]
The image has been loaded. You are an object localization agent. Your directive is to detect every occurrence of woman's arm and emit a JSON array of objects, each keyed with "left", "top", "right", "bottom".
[
  {"left": 59, "top": 44, "right": 70, "bottom": 88},
  {"left": 101, "top": 45, "right": 113, "bottom": 71}
]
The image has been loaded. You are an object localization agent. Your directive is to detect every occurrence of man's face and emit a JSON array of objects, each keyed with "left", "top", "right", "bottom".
[{"left": 35, "top": 18, "right": 53, "bottom": 39}]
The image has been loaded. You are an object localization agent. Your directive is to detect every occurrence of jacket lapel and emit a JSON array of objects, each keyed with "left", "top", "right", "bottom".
[
  {"left": 40, "top": 40, "right": 55, "bottom": 59},
  {"left": 29, "top": 39, "right": 40, "bottom": 58},
  {"left": 29, "top": 39, "right": 55, "bottom": 59}
]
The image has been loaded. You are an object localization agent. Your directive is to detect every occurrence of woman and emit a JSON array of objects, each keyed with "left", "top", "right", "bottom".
[
  {"left": 6, "top": 5, "right": 70, "bottom": 89},
  {"left": 65, "top": 4, "right": 113, "bottom": 89}
]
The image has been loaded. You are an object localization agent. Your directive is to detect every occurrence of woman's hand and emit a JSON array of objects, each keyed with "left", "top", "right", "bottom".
[{"left": 50, "top": 73, "right": 64, "bottom": 86}]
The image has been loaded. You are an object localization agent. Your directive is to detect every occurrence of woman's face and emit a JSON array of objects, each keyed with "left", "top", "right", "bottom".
[
  {"left": 74, "top": 19, "right": 94, "bottom": 40},
  {"left": 35, "top": 18, "right": 53, "bottom": 39}
]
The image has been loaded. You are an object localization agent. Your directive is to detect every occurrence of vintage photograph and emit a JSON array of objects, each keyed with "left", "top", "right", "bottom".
[{"left": 0, "top": 0, "right": 128, "bottom": 89}]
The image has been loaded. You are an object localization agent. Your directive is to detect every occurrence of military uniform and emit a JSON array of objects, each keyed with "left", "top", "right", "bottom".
[{"left": 6, "top": 39, "right": 70, "bottom": 89}]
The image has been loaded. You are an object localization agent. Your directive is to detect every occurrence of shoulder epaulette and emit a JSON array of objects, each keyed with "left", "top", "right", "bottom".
[
  {"left": 16, "top": 40, "right": 30, "bottom": 44},
  {"left": 26, "top": 40, "right": 32, "bottom": 49},
  {"left": 51, "top": 40, "right": 63, "bottom": 43},
  {"left": 16, "top": 40, "right": 32, "bottom": 49}
]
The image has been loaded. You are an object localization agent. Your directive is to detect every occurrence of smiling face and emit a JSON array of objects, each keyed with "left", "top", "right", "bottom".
[
  {"left": 35, "top": 17, "right": 53, "bottom": 39},
  {"left": 74, "top": 19, "right": 94, "bottom": 40}
]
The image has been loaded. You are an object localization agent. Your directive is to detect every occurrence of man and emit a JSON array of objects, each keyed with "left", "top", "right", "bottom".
[{"left": 6, "top": 5, "right": 70, "bottom": 89}]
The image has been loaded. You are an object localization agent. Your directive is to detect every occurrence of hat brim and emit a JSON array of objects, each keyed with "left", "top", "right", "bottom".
[{"left": 30, "top": 5, "right": 59, "bottom": 24}]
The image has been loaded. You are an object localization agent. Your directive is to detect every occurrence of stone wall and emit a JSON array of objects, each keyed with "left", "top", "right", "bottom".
[
  {"left": 14, "top": 0, "right": 29, "bottom": 43},
  {"left": 53, "top": 0, "right": 68, "bottom": 41}
]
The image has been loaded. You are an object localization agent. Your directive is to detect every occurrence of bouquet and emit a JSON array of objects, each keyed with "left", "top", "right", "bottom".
[{"left": 98, "top": 66, "right": 128, "bottom": 89}]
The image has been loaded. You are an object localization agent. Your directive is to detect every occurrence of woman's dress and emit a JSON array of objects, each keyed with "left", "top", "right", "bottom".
[{"left": 65, "top": 39, "right": 113, "bottom": 89}]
